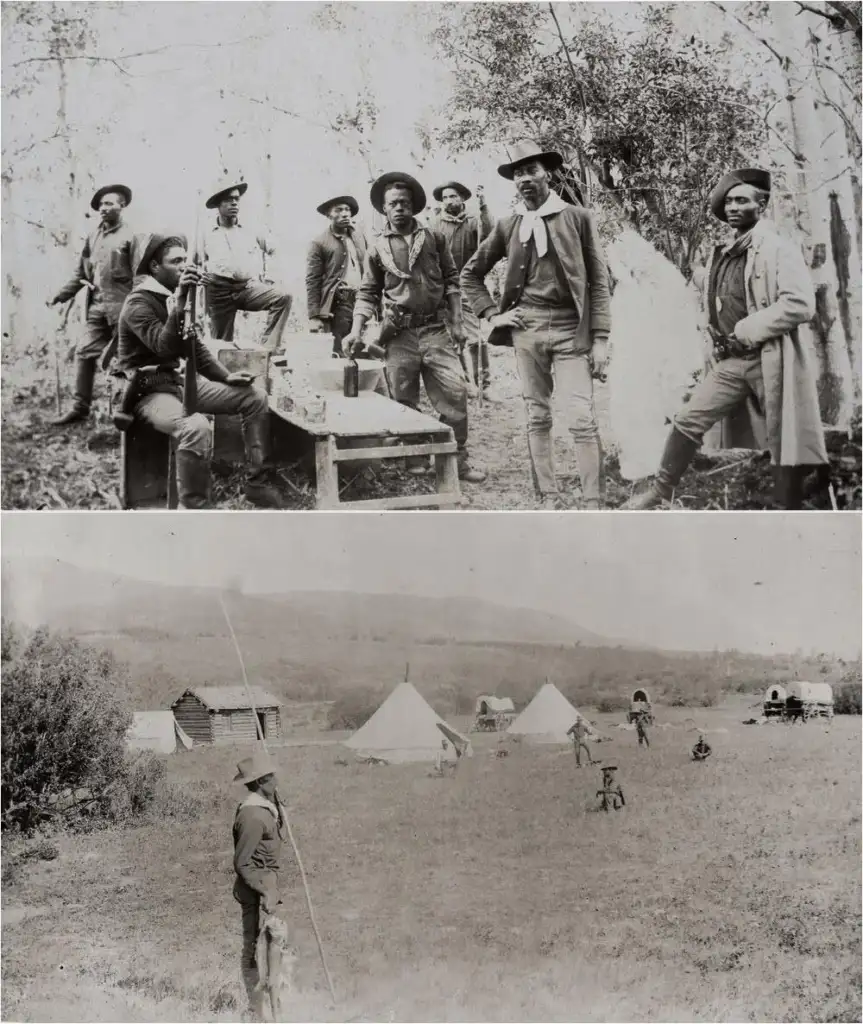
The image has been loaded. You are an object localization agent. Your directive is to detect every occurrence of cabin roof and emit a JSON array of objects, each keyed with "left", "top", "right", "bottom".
[{"left": 173, "top": 686, "right": 282, "bottom": 711}]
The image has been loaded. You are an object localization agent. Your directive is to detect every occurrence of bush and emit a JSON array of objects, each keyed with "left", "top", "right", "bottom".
[
  {"left": 1, "top": 621, "right": 133, "bottom": 833},
  {"left": 835, "top": 682, "right": 862, "bottom": 715},
  {"left": 328, "top": 688, "right": 380, "bottom": 731},
  {"left": 596, "top": 695, "right": 628, "bottom": 714}
]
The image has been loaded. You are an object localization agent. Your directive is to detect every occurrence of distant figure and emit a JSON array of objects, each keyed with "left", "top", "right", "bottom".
[
  {"left": 567, "top": 717, "right": 595, "bottom": 767},
  {"left": 597, "top": 765, "right": 625, "bottom": 811},
  {"left": 635, "top": 711, "right": 650, "bottom": 748},
  {"left": 692, "top": 733, "right": 712, "bottom": 761}
]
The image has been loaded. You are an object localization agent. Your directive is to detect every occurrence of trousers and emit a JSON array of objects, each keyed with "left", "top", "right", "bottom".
[{"left": 206, "top": 276, "right": 292, "bottom": 352}]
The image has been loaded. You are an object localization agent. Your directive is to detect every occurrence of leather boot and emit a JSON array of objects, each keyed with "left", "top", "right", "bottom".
[
  {"left": 527, "top": 430, "right": 557, "bottom": 495},
  {"left": 241, "top": 966, "right": 266, "bottom": 1022},
  {"left": 623, "top": 427, "right": 699, "bottom": 510},
  {"left": 52, "top": 357, "right": 97, "bottom": 425},
  {"left": 243, "top": 417, "right": 285, "bottom": 509},
  {"left": 471, "top": 346, "right": 502, "bottom": 403},
  {"left": 176, "top": 450, "right": 212, "bottom": 509},
  {"left": 574, "top": 440, "right": 604, "bottom": 509},
  {"left": 457, "top": 449, "right": 487, "bottom": 484},
  {"left": 772, "top": 465, "right": 804, "bottom": 510}
]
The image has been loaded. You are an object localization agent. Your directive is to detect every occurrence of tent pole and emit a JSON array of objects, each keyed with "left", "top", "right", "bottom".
[{"left": 219, "top": 593, "right": 337, "bottom": 1005}]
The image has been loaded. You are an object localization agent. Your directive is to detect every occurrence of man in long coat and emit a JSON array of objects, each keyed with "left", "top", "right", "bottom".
[
  {"left": 624, "top": 167, "right": 828, "bottom": 510},
  {"left": 48, "top": 184, "right": 137, "bottom": 424},
  {"left": 461, "top": 141, "right": 612, "bottom": 508},
  {"left": 306, "top": 194, "right": 367, "bottom": 357}
]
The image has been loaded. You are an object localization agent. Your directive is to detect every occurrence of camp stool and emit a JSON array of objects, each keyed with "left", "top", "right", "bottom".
[{"left": 121, "top": 421, "right": 178, "bottom": 509}]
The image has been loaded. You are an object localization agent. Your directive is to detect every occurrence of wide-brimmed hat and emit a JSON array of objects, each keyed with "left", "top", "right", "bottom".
[
  {"left": 205, "top": 179, "right": 248, "bottom": 210},
  {"left": 497, "top": 141, "right": 564, "bottom": 181},
  {"left": 91, "top": 184, "right": 132, "bottom": 211},
  {"left": 317, "top": 194, "right": 359, "bottom": 217},
  {"left": 433, "top": 180, "right": 471, "bottom": 203},
  {"left": 370, "top": 171, "right": 426, "bottom": 215},
  {"left": 709, "top": 168, "right": 771, "bottom": 222},
  {"left": 134, "top": 232, "right": 188, "bottom": 275},
  {"left": 233, "top": 751, "right": 277, "bottom": 785}
]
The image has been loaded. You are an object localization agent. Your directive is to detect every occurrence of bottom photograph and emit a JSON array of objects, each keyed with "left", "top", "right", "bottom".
[{"left": 1, "top": 512, "right": 860, "bottom": 1024}]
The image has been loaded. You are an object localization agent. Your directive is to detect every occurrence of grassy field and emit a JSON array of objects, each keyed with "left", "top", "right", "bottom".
[{"left": 2, "top": 696, "right": 860, "bottom": 1023}]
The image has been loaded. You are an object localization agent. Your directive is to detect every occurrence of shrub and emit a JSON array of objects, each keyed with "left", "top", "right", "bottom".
[
  {"left": 328, "top": 688, "right": 380, "bottom": 731},
  {"left": 835, "top": 682, "right": 862, "bottom": 715},
  {"left": 2, "top": 622, "right": 133, "bottom": 834},
  {"left": 596, "top": 695, "right": 628, "bottom": 714}
]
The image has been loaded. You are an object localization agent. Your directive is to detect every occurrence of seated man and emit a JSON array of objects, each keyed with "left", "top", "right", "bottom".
[
  {"left": 691, "top": 734, "right": 712, "bottom": 761},
  {"left": 116, "top": 233, "right": 284, "bottom": 509}
]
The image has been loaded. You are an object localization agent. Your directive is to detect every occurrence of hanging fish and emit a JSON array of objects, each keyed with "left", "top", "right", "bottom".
[{"left": 255, "top": 913, "right": 297, "bottom": 1022}]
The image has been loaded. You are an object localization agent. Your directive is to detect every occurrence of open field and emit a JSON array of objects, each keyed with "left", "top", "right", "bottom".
[{"left": 3, "top": 697, "right": 860, "bottom": 1022}]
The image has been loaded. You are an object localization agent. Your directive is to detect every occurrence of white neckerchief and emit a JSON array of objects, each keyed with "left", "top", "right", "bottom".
[
  {"left": 134, "top": 274, "right": 177, "bottom": 315},
  {"left": 237, "top": 790, "right": 279, "bottom": 819},
  {"left": 516, "top": 191, "right": 568, "bottom": 258}
]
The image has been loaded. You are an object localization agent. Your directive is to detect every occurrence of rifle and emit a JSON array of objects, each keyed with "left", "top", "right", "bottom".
[{"left": 182, "top": 210, "right": 204, "bottom": 415}]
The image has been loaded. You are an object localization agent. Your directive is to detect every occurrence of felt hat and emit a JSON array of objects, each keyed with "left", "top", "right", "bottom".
[
  {"left": 432, "top": 180, "right": 472, "bottom": 202},
  {"left": 708, "top": 168, "right": 771, "bottom": 222},
  {"left": 233, "top": 750, "right": 277, "bottom": 785},
  {"left": 205, "top": 179, "right": 248, "bottom": 210},
  {"left": 317, "top": 194, "right": 359, "bottom": 217},
  {"left": 497, "top": 141, "right": 564, "bottom": 181},
  {"left": 134, "top": 232, "right": 188, "bottom": 275},
  {"left": 369, "top": 171, "right": 426, "bottom": 215},
  {"left": 91, "top": 184, "right": 132, "bottom": 211}
]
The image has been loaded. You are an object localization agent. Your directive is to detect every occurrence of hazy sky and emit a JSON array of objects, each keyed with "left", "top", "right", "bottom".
[{"left": 3, "top": 513, "right": 860, "bottom": 657}]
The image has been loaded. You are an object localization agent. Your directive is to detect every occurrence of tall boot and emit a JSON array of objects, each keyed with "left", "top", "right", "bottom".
[
  {"left": 176, "top": 450, "right": 212, "bottom": 509},
  {"left": 574, "top": 440, "right": 604, "bottom": 509},
  {"left": 241, "top": 966, "right": 266, "bottom": 1022},
  {"left": 471, "top": 346, "right": 502, "bottom": 403},
  {"left": 52, "top": 357, "right": 97, "bottom": 425},
  {"left": 527, "top": 429, "right": 557, "bottom": 496},
  {"left": 243, "top": 417, "right": 285, "bottom": 509},
  {"left": 773, "top": 465, "right": 804, "bottom": 510},
  {"left": 622, "top": 427, "right": 699, "bottom": 510}
]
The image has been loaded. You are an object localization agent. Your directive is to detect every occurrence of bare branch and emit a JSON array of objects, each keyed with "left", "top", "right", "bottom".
[
  {"left": 711, "top": 2, "right": 788, "bottom": 66},
  {"left": 795, "top": 1, "right": 850, "bottom": 29},
  {"left": 824, "top": 1, "right": 863, "bottom": 35}
]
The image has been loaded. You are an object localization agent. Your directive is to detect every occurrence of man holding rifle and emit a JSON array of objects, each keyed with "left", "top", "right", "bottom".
[
  {"left": 430, "top": 180, "right": 501, "bottom": 403},
  {"left": 232, "top": 751, "right": 286, "bottom": 1021},
  {"left": 116, "top": 232, "right": 284, "bottom": 509}
]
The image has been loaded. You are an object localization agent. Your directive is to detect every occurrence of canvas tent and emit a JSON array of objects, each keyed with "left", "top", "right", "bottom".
[
  {"left": 508, "top": 682, "right": 598, "bottom": 744},
  {"left": 344, "top": 682, "right": 462, "bottom": 763},
  {"left": 127, "top": 711, "right": 193, "bottom": 754}
]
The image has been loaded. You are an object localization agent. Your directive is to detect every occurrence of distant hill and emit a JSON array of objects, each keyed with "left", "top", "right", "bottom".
[{"left": 0, "top": 557, "right": 621, "bottom": 648}]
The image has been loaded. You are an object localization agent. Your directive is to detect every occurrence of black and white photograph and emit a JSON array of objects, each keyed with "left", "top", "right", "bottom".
[
  {"left": 1, "top": 1, "right": 860, "bottom": 510},
  {"left": 1, "top": 511, "right": 861, "bottom": 1022}
]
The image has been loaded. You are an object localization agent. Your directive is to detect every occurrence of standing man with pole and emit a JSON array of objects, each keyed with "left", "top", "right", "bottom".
[
  {"left": 202, "top": 179, "right": 292, "bottom": 353},
  {"left": 306, "top": 194, "right": 367, "bottom": 357},
  {"left": 430, "top": 180, "right": 500, "bottom": 403},
  {"left": 461, "top": 142, "right": 612, "bottom": 508},
  {"left": 47, "top": 184, "right": 137, "bottom": 425}
]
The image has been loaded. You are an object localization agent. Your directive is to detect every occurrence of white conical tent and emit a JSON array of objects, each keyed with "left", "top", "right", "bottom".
[
  {"left": 508, "top": 682, "right": 597, "bottom": 744},
  {"left": 344, "top": 682, "right": 459, "bottom": 763}
]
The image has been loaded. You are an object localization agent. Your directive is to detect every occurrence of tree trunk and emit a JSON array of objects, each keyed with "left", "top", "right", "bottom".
[{"left": 772, "top": 1, "right": 856, "bottom": 427}]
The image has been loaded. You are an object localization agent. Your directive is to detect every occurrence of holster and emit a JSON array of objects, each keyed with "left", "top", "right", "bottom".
[
  {"left": 379, "top": 305, "right": 443, "bottom": 347},
  {"left": 111, "top": 366, "right": 180, "bottom": 431}
]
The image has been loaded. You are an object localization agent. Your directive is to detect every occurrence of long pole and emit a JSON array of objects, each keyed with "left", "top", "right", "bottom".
[{"left": 218, "top": 593, "right": 337, "bottom": 1004}]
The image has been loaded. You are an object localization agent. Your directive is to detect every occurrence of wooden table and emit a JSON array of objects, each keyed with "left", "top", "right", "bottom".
[{"left": 269, "top": 392, "right": 462, "bottom": 510}]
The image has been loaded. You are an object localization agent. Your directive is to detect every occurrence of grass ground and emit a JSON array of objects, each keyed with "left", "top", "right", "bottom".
[
  {"left": 2, "top": 697, "right": 860, "bottom": 1022},
  {"left": 3, "top": 342, "right": 858, "bottom": 511}
]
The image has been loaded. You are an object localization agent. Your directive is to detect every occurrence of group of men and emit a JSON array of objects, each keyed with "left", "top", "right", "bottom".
[{"left": 48, "top": 143, "right": 829, "bottom": 509}]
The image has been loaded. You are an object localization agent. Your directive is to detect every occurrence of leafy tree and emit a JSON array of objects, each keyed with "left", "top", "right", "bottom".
[
  {"left": 432, "top": 4, "right": 765, "bottom": 274},
  {"left": 1, "top": 621, "right": 133, "bottom": 832}
]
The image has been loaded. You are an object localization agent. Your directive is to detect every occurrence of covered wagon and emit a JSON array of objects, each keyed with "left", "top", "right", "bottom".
[
  {"left": 473, "top": 695, "right": 516, "bottom": 732},
  {"left": 762, "top": 684, "right": 787, "bottom": 718},
  {"left": 628, "top": 687, "right": 654, "bottom": 726},
  {"left": 784, "top": 681, "right": 833, "bottom": 722}
]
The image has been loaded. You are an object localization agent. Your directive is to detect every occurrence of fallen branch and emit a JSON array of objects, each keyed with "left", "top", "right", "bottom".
[{"left": 695, "top": 454, "right": 758, "bottom": 477}]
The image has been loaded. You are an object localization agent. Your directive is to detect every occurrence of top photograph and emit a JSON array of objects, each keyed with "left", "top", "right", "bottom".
[{"left": 2, "top": 0, "right": 860, "bottom": 512}]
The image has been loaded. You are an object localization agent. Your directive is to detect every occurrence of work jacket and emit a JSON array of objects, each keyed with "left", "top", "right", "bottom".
[
  {"left": 305, "top": 227, "right": 368, "bottom": 319},
  {"left": 53, "top": 219, "right": 137, "bottom": 323}
]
